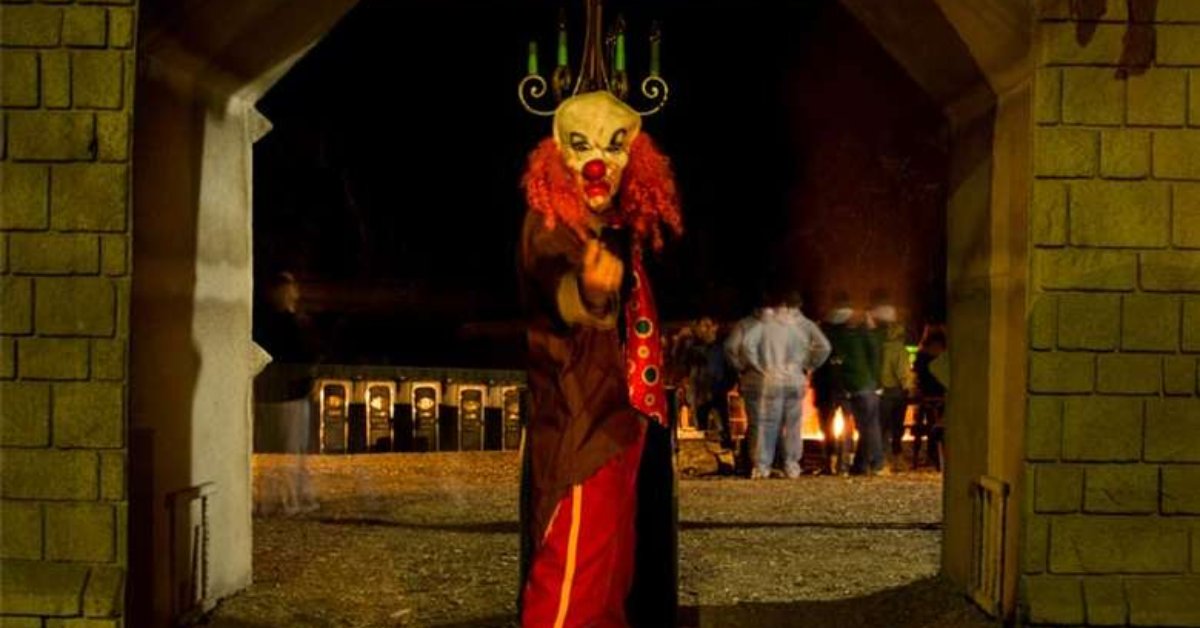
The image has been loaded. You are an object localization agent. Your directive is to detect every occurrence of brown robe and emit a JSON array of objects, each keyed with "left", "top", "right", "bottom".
[{"left": 519, "top": 210, "right": 644, "bottom": 545}]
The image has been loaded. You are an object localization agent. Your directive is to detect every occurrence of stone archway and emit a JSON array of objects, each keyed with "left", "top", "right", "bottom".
[{"left": 127, "top": 0, "right": 1032, "bottom": 624}]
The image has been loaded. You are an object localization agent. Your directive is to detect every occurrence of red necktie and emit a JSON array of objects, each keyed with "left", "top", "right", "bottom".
[{"left": 624, "top": 248, "right": 668, "bottom": 425}]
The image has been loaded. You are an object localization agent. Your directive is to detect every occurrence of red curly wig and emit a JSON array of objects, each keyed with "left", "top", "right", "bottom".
[{"left": 522, "top": 133, "right": 682, "bottom": 250}]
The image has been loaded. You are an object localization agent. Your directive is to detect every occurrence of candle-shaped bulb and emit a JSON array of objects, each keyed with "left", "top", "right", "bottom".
[
  {"left": 557, "top": 8, "right": 569, "bottom": 67},
  {"left": 527, "top": 40, "right": 539, "bottom": 76},
  {"left": 614, "top": 14, "right": 627, "bottom": 73},
  {"left": 649, "top": 21, "right": 662, "bottom": 76}
]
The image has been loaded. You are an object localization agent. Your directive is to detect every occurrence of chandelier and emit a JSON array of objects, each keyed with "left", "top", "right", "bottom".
[{"left": 518, "top": 0, "right": 668, "bottom": 116}]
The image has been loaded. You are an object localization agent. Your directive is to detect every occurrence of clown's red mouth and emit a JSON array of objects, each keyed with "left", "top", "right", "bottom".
[{"left": 584, "top": 181, "right": 611, "bottom": 199}]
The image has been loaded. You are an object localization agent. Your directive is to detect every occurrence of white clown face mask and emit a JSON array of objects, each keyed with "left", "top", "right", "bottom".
[{"left": 553, "top": 91, "right": 642, "bottom": 213}]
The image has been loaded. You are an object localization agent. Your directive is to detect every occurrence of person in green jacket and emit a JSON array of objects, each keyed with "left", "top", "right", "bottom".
[
  {"left": 870, "top": 297, "right": 914, "bottom": 469},
  {"left": 823, "top": 293, "right": 885, "bottom": 476}
]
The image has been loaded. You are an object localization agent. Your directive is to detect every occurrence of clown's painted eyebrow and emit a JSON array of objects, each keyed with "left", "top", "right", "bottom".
[
  {"left": 569, "top": 132, "right": 591, "bottom": 151},
  {"left": 607, "top": 129, "right": 627, "bottom": 150}
]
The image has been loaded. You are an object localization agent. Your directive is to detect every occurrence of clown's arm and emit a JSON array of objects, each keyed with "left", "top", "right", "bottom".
[{"left": 523, "top": 214, "right": 619, "bottom": 330}]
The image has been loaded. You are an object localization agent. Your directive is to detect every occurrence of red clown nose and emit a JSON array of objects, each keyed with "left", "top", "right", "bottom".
[{"left": 582, "top": 159, "right": 607, "bottom": 182}]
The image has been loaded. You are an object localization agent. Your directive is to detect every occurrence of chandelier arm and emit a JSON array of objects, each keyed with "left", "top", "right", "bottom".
[
  {"left": 518, "top": 75, "right": 558, "bottom": 117},
  {"left": 631, "top": 75, "right": 669, "bottom": 116}
]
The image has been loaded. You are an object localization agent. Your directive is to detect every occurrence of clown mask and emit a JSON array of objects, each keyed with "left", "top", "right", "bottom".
[{"left": 553, "top": 91, "right": 642, "bottom": 212}]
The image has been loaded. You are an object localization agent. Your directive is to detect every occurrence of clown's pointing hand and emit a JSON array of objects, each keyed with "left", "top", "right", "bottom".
[{"left": 581, "top": 239, "right": 623, "bottom": 307}]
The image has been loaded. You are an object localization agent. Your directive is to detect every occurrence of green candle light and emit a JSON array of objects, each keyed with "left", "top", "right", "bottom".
[
  {"left": 614, "top": 16, "right": 626, "bottom": 72},
  {"left": 527, "top": 40, "right": 539, "bottom": 76},
  {"left": 557, "top": 9, "right": 569, "bottom": 67},
  {"left": 649, "top": 21, "right": 661, "bottom": 76}
]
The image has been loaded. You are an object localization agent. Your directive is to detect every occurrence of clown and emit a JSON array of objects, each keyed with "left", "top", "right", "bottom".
[{"left": 518, "top": 90, "right": 681, "bottom": 627}]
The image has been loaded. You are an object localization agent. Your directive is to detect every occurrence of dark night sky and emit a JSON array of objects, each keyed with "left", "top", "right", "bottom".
[{"left": 254, "top": 0, "right": 948, "bottom": 367}]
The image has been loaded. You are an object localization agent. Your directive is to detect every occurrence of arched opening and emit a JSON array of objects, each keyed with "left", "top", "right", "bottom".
[{"left": 129, "top": 0, "right": 1031, "bottom": 624}]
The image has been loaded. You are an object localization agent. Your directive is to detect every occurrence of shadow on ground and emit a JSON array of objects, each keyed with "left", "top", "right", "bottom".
[{"left": 425, "top": 576, "right": 995, "bottom": 628}]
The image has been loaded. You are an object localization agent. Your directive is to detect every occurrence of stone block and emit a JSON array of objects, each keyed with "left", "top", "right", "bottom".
[
  {"left": 1160, "top": 0, "right": 1200, "bottom": 21},
  {"left": 1063, "top": 67, "right": 1125, "bottom": 125},
  {"left": 1031, "top": 295, "right": 1057, "bottom": 349},
  {"left": 1141, "top": 250, "right": 1200, "bottom": 291},
  {"left": 0, "top": 337, "right": 13, "bottom": 380},
  {"left": 99, "top": 235, "right": 125, "bottom": 277},
  {"left": 1030, "top": 352, "right": 1094, "bottom": 393},
  {"left": 1084, "top": 577, "right": 1127, "bottom": 626},
  {"left": 72, "top": 51, "right": 122, "bottom": 109},
  {"left": 1070, "top": 181, "right": 1169, "bottom": 247},
  {"left": 0, "top": 163, "right": 49, "bottom": 229},
  {"left": 1023, "top": 575, "right": 1083, "bottom": 625},
  {"left": 1153, "top": 129, "right": 1200, "bottom": 179},
  {"left": 1, "top": 50, "right": 39, "bottom": 107},
  {"left": 1127, "top": 69, "right": 1187, "bottom": 126},
  {"left": 44, "top": 502, "right": 113, "bottom": 562},
  {"left": 0, "top": 502, "right": 41, "bottom": 560},
  {"left": 95, "top": 112, "right": 128, "bottom": 162},
  {"left": 1024, "top": 514, "right": 1049, "bottom": 574},
  {"left": 0, "top": 559, "right": 87, "bottom": 616},
  {"left": 1041, "top": 23, "right": 1124, "bottom": 65},
  {"left": 1035, "top": 464, "right": 1082, "bottom": 512},
  {"left": 1050, "top": 516, "right": 1190, "bottom": 573},
  {"left": 42, "top": 50, "right": 70, "bottom": 109},
  {"left": 1063, "top": 396, "right": 1142, "bottom": 461},
  {"left": 46, "top": 621, "right": 120, "bottom": 628},
  {"left": 1036, "top": 127, "right": 1097, "bottom": 177},
  {"left": 1100, "top": 129, "right": 1150, "bottom": 178},
  {"left": 90, "top": 338, "right": 123, "bottom": 381},
  {"left": 108, "top": 8, "right": 133, "bottom": 48},
  {"left": 1164, "top": 356, "right": 1196, "bottom": 395},
  {"left": 34, "top": 277, "right": 115, "bottom": 336},
  {"left": 63, "top": 5, "right": 105, "bottom": 47},
  {"left": 0, "top": 449, "right": 96, "bottom": 500},
  {"left": 1192, "top": 70, "right": 1200, "bottom": 125},
  {"left": 0, "top": 276, "right": 33, "bottom": 334},
  {"left": 7, "top": 111, "right": 93, "bottom": 161},
  {"left": 53, "top": 382, "right": 123, "bottom": 448},
  {"left": 9, "top": 232, "right": 99, "bottom": 274},
  {"left": 1175, "top": 183, "right": 1200, "bottom": 248},
  {"left": 0, "top": 382, "right": 49, "bottom": 446},
  {"left": 1126, "top": 577, "right": 1200, "bottom": 626},
  {"left": 18, "top": 338, "right": 88, "bottom": 380},
  {"left": 1162, "top": 465, "right": 1200, "bottom": 514},
  {"left": 83, "top": 565, "right": 123, "bottom": 617},
  {"left": 99, "top": 451, "right": 123, "bottom": 501},
  {"left": 1084, "top": 464, "right": 1158, "bottom": 513},
  {"left": 1145, "top": 398, "right": 1200, "bottom": 462},
  {"left": 0, "top": 5, "right": 62, "bottom": 46},
  {"left": 1036, "top": 68, "right": 1061, "bottom": 124},
  {"left": 1027, "top": 396, "right": 1063, "bottom": 461},
  {"left": 1159, "top": 25, "right": 1200, "bottom": 66},
  {"left": 1036, "top": 249, "right": 1136, "bottom": 291},
  {"left": 1058, "top": 293, "right": 1120, "bottom": 349},
  {"left": 51, "top": 164, "right": 127, "bottom": 232},
  {"left": 1097, "top": 354, "right": 1161, "bottom": 394},
  {"left": 1122, "top": 294, "right": 1180, "bottom": 351},
  {"left": 1032, "top": 181, "right": 1067, "bottom": 245},
  {"left": 1185, "top": 297, "right": 1200, "bottom": 351}
]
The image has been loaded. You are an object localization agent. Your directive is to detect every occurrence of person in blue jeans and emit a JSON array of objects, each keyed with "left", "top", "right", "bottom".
[
  {"left": 824, "top": 297, "right": 886, "bottom": 476},
  {"left": 733, "top": 303, "right": 809, "bottom": 479}
]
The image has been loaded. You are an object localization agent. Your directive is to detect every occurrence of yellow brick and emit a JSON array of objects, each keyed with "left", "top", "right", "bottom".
[
  {"left": 1023, "top": 575, "right": 1084, "bottom": 625},
  {"left": 1127, "top": 577, "right": 1200, "bottom": 626},
  {"left": 1175, "top": 183, "right": 1200, "bottom": 247},
  {"left": 108, "top": 8, "right": 133, "bottom": 48},
  {"left": 1036, "top": 68, "right": 1061, "bottom": 124},
  {"left": 45, "top": 502, "right": 114, "bottom": 562},
  {"left": 0, "top": 5, "right": 63, "bottom": 47},
  {"left": 0, "top": 163, "right": 49, "bottom": 230},
  {"left": 51, "top": 164, "right": 127, "bottom": 232},
  {"left": 53, "top": 382, "right": 124, "bottom": 448},
  {"left": 1191, "top": 71, "right": 1200, "bottom": 125},
  {"left": 96, "top": 112, "right": 128, "bottom": 162},
  {"left": 0, "top": 449, "right": 97, "bottom": 500},
  {"left": 9, "top": 232, "right": 99, "bottom": 274},
  {"left": 1152, "top": 129, "right": 1200, "bottom": 179},
  {"left": 0, "top": 502, "right": 42, "bottom": 560},
  {"left": 18, "top": 338, "right": 89, "bottom": 381},
  {"left": 41, "top": 50, "right": 70, "bottom": 109},
  {"left": 1063, "top": 396, "right": 1142, "bottom": 462},
  {"left": 1070, "top": 180, "right": 1168, "bottom": 247},
  {"left": 34, "top": 276, "right": 116, "bottom": 337},
  {"left": 1051, "top": 517, "right": 1189, "bottom": 573},
  {"left": 1141, "top": 250, "right": 1200, "bottom": 291},
  {"left": 8, "top": 111, "right": 93, "bottom": 161},
  {"left": 1063, "top": 67, "right": 1125, "bottom": 125},
  {"left": 0, "top": 382, "right": 50, "bottom": 447},
  {"left": 1, "top": 51, "right": 39, "bottom": 108},
  {"left": 1159, "top": 25, "right": 1200, "bottom": 66},
  {"left": 63, "top": 6, "right": 106, "bottom": 47},
  {"left": 1128, "top": 69, "right": 1187, "bottom": 126},
  {"left": 1100, "top": 129, "right": 1150, "bottom": 178},
  {"left": 72, "top": 51, "right": 122, "bottom": 109},
  {"left": 1036, "top": 128, "right": 1097, "bottom": 177},
  {"left": 1036, "top": 248, "right": 1137, "bottom": 290},
  {"left": 0, "top": 276, "right": 33, "bottom": 335}
]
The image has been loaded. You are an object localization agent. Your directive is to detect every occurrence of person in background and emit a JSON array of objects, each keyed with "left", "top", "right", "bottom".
[
  {"left": 779, "top": 290, "right": 831, "bottom": 473},
  {"left": 912, "top": 324, "right": 948, "bottom": 470},
  {"left": 735, "top": 293, "right": 807, "bottom": 479},
  {"left": 811, "top": 295, "right": 854, "bottom": 475},
  {"left": 824, "top": 293, "right": 886, "bottom": 476},
  {"left": 870, "top": 292, "right": 913, "bottom": 471}
]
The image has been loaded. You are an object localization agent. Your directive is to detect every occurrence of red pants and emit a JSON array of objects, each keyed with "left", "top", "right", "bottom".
[{"left": 522, "top": 435, "right": 645, "bottom": 628}]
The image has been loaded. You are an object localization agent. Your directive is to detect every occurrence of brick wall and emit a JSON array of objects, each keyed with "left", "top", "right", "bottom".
[
  {"left": 1024, "top": 1, "right": 1200, "bottom": 626},
  {"left": 0, "top": 0, "right": 134, "bottom": 625}
]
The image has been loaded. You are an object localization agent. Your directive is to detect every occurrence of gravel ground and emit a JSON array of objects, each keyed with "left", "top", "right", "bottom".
[{"left": 203, "top": 453, "right": 993, "bottom": 628}]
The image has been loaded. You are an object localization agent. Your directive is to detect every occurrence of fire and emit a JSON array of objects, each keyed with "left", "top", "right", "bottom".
[{"left": 833, "top": 406, "right": 846, "bottom": 438}]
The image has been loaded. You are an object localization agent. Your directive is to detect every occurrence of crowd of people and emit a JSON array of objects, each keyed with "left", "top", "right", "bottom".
[{"left": 669, "top": 289, "right": 950, "bottom": 478}]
